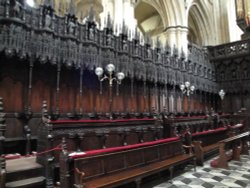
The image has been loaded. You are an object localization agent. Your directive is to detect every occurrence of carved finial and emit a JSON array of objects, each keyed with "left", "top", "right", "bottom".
[
  {"left": 87, "top": 6, "right": 95, "bottom": 23},
  {"left": 180, "top": 47, "right": 186, "bottom": 60},
  {"left": 121, "top": 20, "right": 128, "bottom": 36},
  {"left": 106, "top": 12, "right": 113, "bottom": 30},
  {"left": 42, "top": 100, "right": 50, "bottom": 123},
  {"left": 173, "top": 44, "right": 178, "bottom": 57},
  {"left": 156, "top": 37, "right": 161, "bottom": 49},
  {"left": 114, "top": 24, "right": 118, "bottom": 35},
  {"left": 68, "top": 0, "right": 75, "bottom": 16},
  {"left": 144, "top": 34, "right": 151, "bottom": 46},
  {"left": 165, "top": 42, "right": 171, "bottom": 55},
  {"left": 61, "top": 137, "right": 67, "bottom": 153},
  {"left": 80, "top": 11, "right": 84, "bottom": 23},
  {"left": 134, "top": 27, "right": 139, "bottom": 41}
]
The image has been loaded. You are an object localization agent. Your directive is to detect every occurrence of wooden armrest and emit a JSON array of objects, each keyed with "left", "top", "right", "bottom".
[
  {"left": 182, "top": 144, "right": 193, "bottom": 155},
  {"left": 75, "top": 168, "right": 85, "bottom": 185},
  {"left": 192, "top": 141, "right": 203, "bottom": 148},
  {"left": 182, "top": 144, "right": 193, "bottom": 148}
]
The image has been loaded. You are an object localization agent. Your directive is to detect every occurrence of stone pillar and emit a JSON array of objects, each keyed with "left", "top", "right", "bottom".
[
  {"left": 164, "top": 26, "right": 188, "bottom": 56},
  {"left": 164, "top": 27, "right": 177, "bottom": 51},
  {"left": 176, "top": 27, "right": 189, "bottom": 55}
]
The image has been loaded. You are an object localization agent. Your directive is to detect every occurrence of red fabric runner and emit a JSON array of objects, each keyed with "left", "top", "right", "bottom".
[
  {"left": 175, "top": 116, "right": 207, "bottom": 119},
  {"left": 51, "top": 118, "right": 155, "bottom": 124},
  {"left": 192, "top": 127, "right": 227, "bottom": 136},
  {"left": 70, "top": 137, "right": 180, "bottom": 159}
]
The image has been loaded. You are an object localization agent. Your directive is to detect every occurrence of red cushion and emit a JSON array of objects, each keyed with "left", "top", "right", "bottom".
[
  {"left": 70, "top": 137, "right": 180, "bottom": 159},
  {"left": 192, "top": 127, "right": 227, "bottom": 137},
  {"left": 50, "top": 118, "right": 155, "bottom": 124},
  {"left": 175, "top": 116, "right": 207, "bottom": 119}
]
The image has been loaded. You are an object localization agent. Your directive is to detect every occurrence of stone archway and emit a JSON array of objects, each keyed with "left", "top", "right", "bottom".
[{"left": 187, "top": 0, "right": 213, "bottom": 46}]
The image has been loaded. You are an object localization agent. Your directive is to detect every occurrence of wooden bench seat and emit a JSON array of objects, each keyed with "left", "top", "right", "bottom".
[
  {"left": 191, "top": 126, "right": 243, "bottom": 166},
  {"left": 84, "top": 154, "right": 195, "bottom": 188},
  {"left": 59, "top": 137, "right": 196, "bottom": 188},
  {"left": 193, "top": 141, "right": 220, "bottom": 166},
  {"left": 202, "top": 143, "right": 220, "bottom": 153},
  {"left": 215, "top": 131, "right": 250, "bottom": 169},
  {"left": 37, "top": 115, "right": 162, "bottom": 166}
]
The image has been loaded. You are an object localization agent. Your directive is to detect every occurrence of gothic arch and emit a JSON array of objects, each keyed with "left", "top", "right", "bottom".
[
  {"left": 134, "top": 0, "right": 165, "bottom": 36},
  {"left": 137, "top": 0, "right": 187, "bottom": 29},
  {"left": 188, "top": 1, "right": 213, "bottom": 45},
  {"left": 170, "top": 0, "right": 186, "bottom": 26},
  {"left": 75, "top": 0, "right": 103, "bottom": 23}
]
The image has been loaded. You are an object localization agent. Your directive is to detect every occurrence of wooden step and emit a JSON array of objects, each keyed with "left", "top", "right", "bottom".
[
  {"left": 6, "top": 157, "right": 44, "bottom": 182},
  {"left": 6, "top": 157, "right": 42, "bottom": 173},
  {"left": 5, "top": 176, "right": 45, "bottom": 188}
]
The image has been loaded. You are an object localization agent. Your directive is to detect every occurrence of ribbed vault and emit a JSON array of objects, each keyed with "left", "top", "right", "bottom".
[
  {"left": 188, "top": 0, "right": 213, "bottom": 45},
  {"left": 134, "top": 0, "right": 189, "bottom": 36},
  {"left": 134, "top": 0, "right": 164, "bottom": 37}
]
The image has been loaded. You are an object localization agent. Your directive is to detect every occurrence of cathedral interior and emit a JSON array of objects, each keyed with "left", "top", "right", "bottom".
[{"left": 0, "top": 0, "right": 250, "bottom": 187}]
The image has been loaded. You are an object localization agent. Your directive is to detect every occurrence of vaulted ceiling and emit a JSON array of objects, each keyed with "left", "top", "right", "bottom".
[{"left": 134, "top": 0, "right": 214, "bottom": 46}]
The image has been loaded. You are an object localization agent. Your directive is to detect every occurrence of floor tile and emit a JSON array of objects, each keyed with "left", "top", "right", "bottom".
[{"left": 151, "top": 150, "right": 250, "bottom": 188}]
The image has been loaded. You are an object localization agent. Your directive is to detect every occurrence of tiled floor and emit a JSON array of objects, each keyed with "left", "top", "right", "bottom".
[{"left": 150, "top": 153, "right": 250, "bottom": 188}]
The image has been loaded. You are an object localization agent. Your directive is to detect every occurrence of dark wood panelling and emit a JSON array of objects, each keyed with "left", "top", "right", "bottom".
[
  {"left": 0, "top": 77, "right": 23, "bottom": 112},
  {"left": 31, "top": 80, "right": 51, "bottom": 112}
]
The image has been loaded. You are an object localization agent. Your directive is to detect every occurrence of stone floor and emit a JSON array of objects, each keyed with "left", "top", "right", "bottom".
[{"left": 150, "top": 153, "right": 250, "bottom": 188}]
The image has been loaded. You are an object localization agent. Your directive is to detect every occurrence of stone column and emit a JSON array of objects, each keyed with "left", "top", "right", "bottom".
[
  {"left": 164, "top": 27, "right": 177, "bottom": 52},
  {"left": 164, "top": 26, "right": 188, "bottom": 56},
  {"left": 176, "top": 26, "right": 189, "bottom": 55}
]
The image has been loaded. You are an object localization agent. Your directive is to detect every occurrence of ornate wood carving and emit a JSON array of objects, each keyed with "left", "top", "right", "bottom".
[
  {"left": 0, "top": 1, "right": 217, "bottom": 95},
  {"left": 0, "top": 97, "right": 6, "bottom": 188}
]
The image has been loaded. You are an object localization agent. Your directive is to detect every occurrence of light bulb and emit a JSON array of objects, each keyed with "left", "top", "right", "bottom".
[
  {"left": 106, "top": 64, "right": 115, "bottom": 73},
  {"left": 185, "top": 81, "right": 190, "bottom": 88},
  {"left": 180, "top": 84, "right": 185, "bottom": 91},
  {"left": 95, "top": 67, "right": 104, "bottom": 77},
  {"left": 190, "top": 85, "right": 195, "bottom": 91},
  {"left": 117, "top": 72, "right": 125, "bottom": 80}
]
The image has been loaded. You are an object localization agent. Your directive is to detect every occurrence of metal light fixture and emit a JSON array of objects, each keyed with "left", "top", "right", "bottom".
[
  {"left": 95, "top": 64, "right": 125, "bottom": 85},
  {"left": 219, "top": 89, "right": 225, "bottom": 100},
  {"left": 95, "top": 63, "right": 125, "bottom": 119},
  {"left": 180, "top": 81, "right": 195, "bottom": 96}
]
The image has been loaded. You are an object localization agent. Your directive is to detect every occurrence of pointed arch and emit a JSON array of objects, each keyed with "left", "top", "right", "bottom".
[
  {"left": 170, "top": 0, "right": 187, "bottom": 26},
  {"left": 188, "top": 1, "right": 213, "bottom": 45},
  {"left": 134, "top": 0, "right": 165, "bottom": 36}
]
